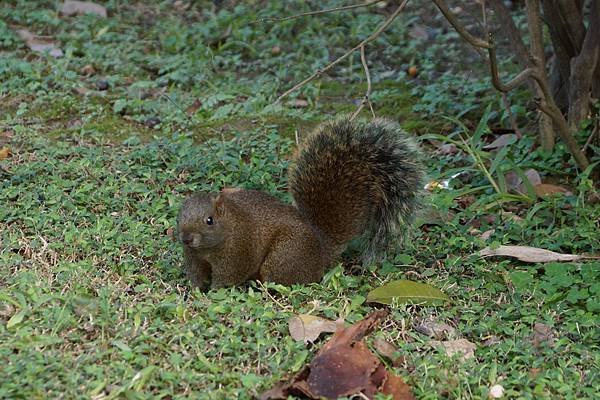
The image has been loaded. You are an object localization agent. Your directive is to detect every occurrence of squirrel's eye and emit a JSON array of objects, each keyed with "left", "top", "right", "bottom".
[{"left": 205, "top": 216, "right": 214, "bottom": 225}]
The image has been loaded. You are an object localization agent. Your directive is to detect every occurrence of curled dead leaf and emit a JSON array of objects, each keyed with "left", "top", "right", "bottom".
[
  {"left": 262, "top": 310, "right": 415, "bottom": 400},
  {"left": 478, "top": 245, "right": 593, "bottom": 263}
]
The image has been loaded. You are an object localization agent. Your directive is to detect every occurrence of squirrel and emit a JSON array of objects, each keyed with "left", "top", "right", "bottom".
[{"left": 177, "top": 118, "right": 424, "bottom": 290}]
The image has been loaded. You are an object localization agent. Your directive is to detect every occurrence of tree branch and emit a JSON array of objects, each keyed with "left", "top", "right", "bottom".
[
  {"left": 431, "top": 0, "right": 491, "bottom": 49},
  {"left": 351, "top": 45, "right": 376, "bottom": 120},
  {"left": 276, "top": 0, "right": 409, "bottom": 103},
  {"left": 568, "top": 0, "right": 600, "bottom": 131},
  {"left": 252, "top": 0, "right": 384, "bottom": 24}
]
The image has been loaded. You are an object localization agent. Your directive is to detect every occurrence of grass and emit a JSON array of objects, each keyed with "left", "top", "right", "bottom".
[{"left": 1, "top": 1, "right": 599, "bottom": 399}]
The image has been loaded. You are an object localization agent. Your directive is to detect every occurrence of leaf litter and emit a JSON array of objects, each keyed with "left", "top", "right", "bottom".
[
  {"left": 60, "top": 1, "right": 107, "bottom": 17},
  {"left": 16, "top": 29, "right": 63, "bottom": 58},
  {"left": 261, "top": 310, "right": 414, "bottom": 400}
]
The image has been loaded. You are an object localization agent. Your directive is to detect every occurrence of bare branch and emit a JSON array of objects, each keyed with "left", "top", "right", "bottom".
[
  {"left": 487, "top": 34, "right": 536, "bottom": 92},
  {"left": 488, "top": 0, "right": 531, "bottom": 67},
  {"left": 431, "top": 0, "right": 491, "bottom": 49},
  {"left": 276, "top": 0, "right": 409, "bottom": 103},
  {"left": 568, "top": 0, "right": 600, "bottom": 130},
  {"left": 488, "top": 0, "right": 554, "bottom": 148},
  {"left": 582, "top": 121, "right": 598, "bottom": 153},
  {"left": 351, "top": 45, "right": 375, "bottom": 121},
  {"left": 252, "top": 0, "right": 383, "bottom": 24},
  {"left": 526, "top": 0, "right": 546, "bottom": 71},
  {"left": 538, "top": 100, "right": 590, "bottom": 170},
  {"left": 444, "top": 0, "right": 589, "bottom": 169}
]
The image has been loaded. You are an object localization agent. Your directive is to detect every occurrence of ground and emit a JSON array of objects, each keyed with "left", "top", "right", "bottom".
[{"left": 1, "top": 1, "right": 599, "bottom": 399}]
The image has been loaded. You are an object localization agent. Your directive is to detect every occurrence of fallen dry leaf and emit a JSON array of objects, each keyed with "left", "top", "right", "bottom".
[
  {"left": 289, "top": 99, "right": 309, "bottom": 108},
  {"left": 0, "top": 147, "right": 10, "bottom": 161},
  {"left": 72, "top": 87, "right": 90, "bottom": 96},
  {"left": 16, "top": 29, "right": 63, "bottom": 58},
  {"left": 186, "top": 99, "right": 202, "bottom": 116},
  {"left": 500, "top": 211, "right": 524, "bottom": 224},
  {"left": 529, "top": 322, "right": 556, "bottom": 348},
  {"left": 438, "top": 143, "right": 458, "bottom": 155},
  {"left": 261, "top": 310, "right": 414, "bottom": 400},
  {"left": 505, "top": 168, "right": 542, "bottom": 194},
  {"left": 288, "top": 314, "right": 343, "bottom": 344},
  {"left": 482, "top": 336, "right": 501, "bottom": 347},
  {"left": 478, "top": 245, "right": 594, "bottom": 263},
  {"left": 415, "top": 320, "right": 457, "bottom": 340},
  {"left": 430, "top": 338, "right": 476, "bottom": 361},
  {"left": 479, "top": 229, "right": 495, "bottom": 241},
  {"left": 534, "top": 183, "right": 573, "bottom": 197},
  {"left": 483, "top": 133, "right": 516, "bottom": 150},
  {"left": 60, "top": 1, "right": 107, "bottom": 17},
  {"left": 80, "top": 64, "right": 96, "bottom": 76}
]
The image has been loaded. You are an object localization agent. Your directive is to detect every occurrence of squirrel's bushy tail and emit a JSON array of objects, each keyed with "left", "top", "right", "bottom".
[{"left": 289, "top": 118, "right": 424, "bottom": 259}]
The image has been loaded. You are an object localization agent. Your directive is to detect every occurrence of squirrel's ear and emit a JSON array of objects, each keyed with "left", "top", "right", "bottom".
[{"left": 213, "top": 193, "right": 225, "bottom": 213}]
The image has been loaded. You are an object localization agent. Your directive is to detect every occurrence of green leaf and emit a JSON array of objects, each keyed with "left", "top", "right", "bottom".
[
  {"left": 472, "top": 103, "right": 492, "bottom": 145},
  {"left": 113, "top": 99, "right": 127, "bottom": 114},
  {"left": 7, "top": 309, "right": 26, "bottom": 329},
  {"left": 112, "top": 340, "right": 132, "bottom": 353},
  {"left": 131, "top": 366, "right": 157, "bottom": 391},
  {"left": 366, "top": 280, "right": 449, "bottom": 305},
  {"left": 510, "top": 271, "right": 534, "bottom": 291}
]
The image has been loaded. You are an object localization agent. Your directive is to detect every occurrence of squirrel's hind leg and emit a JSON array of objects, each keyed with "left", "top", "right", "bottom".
[{"left": 258, "top": 237, "right": 326, "bottom": 285}]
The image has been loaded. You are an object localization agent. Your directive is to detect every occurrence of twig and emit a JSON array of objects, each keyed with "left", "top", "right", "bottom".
[
  {"left": 351, "top": 45, "right": 376, "bottom": 121},
  {"left": 488, "top": 36, "right": 537, "bottom": 92},
  {"left": 276, "top": 0, "right": 409, "bottom": 103},
  {"left": 582, "top": 119, "right": 598, "bottom": 152},
  {"left": 481, "top": 0, "right": 488, "bottom": 37},
  {"left": 252, "top": 0, "right": 383, "bottom": 24},
  {"left": 431, "top": 0, "right": 490, "bottom": 49},
  {"left": 256, "top": 281, "right": 290, "bottom": 311}
]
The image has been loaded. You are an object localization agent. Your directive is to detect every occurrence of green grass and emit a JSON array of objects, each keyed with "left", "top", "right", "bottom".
[{"left": 1, "top": 1, "right": 600, "bottom": 399}]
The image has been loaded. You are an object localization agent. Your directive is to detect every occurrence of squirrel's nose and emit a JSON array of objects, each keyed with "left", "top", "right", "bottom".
[{"left": 181, "top": 233, "right": 194, "bottom": 246}]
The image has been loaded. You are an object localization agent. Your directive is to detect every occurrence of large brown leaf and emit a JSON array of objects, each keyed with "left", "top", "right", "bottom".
[{"left": 261, "top": 310, "right": 414, "bottom": 400}]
